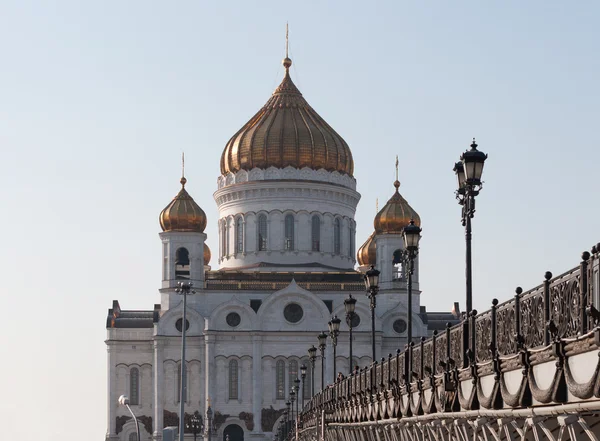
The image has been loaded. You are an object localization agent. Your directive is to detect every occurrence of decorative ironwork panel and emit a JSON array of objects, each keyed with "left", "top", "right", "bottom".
[
  {"left": 412, "top": 346, "right": 422, "bottom": 379},
  {"left": 435, "top": 333, "right": 447, "bottom": 374},
  {"left": 496, "top": 299, "right": 517, "bottom": 355},
  {"left": 382, "top": 358, "right": 389, "bottom": 387},
  {"left": 550, "top": 269, "right": 581, "bottom": 339},
  {"left": 375, "top": 361, "right": 383, "bottom": 389},
  {"left": 520, "top": 286, "right": 545, "bottom": 348},
  {"left": 422, "top": 340, "right": 434, "bottom": 376},
  {"left": 449, "top": 325, "right": 463, "bottom": 368},
  {"left": 389, "top": 355, "right": 398, "bottom": 384},
  {"left": 475, "top": 311, "right": 492, "bottom": 363},
  {"left": 398, "top": 352, "right": 405, "bottom": 382}
]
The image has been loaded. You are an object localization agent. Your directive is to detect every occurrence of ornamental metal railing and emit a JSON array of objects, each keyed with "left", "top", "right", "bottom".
[{"left": 293, "top": 243, "right": 600, "bottom": 435}]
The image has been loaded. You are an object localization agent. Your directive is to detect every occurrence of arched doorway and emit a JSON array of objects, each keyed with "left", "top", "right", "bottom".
[{"left": 223, "top": 424, "right": 244, "bottom": 441}]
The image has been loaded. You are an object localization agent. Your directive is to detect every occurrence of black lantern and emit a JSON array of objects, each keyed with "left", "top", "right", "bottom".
[
  {"left": 344, "top": 294, "right": 357, "bottom": 374},
  {"left": 402, "top": 220, "right": 422, "bottom": 251},
  {"left": 307, "top": 345, "right": 317, "bottom": 397},
  {"left": 364, "top": 265, "right": 380, "bottom": 291},
  {"left": 453, "top": 161, "right": 466, "bottom": 192},
  {"left": 460, "top": 139, "right": 488, "bottom": 186},
  {"left": 317, "top": 331, "right": 328, "bottom": 348},
  {"left": 344, "top": 294, "right": 356, "bottom": 315}
]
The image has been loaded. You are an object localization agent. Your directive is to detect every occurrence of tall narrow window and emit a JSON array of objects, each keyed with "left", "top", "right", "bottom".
[
  {"left": 311, "top": 215, "right": 320, "bottom": 251},
  {"left": 175, "top": 248, "right": 190, "bottom": 279},
  {"left": 177, "top": 363, "right": 187, "bottom": 403},
  {"left": 284, "top": 214, "right": 294, "bottom": 250},
  {"left": 334, "top": 219, "right": 341, "bottom": 254},
  {"left": 302, "top": 359, "right": 311, "bottom": 400},
  {"left": 288, "top": 360, "right": 298, "bottom": 397},
  {"left": 226, "top": 218, "right": 231, "bottom": 256},
  {"left": 229, "top": 359, "right": 239, "bottom": 399},
  {"left": 221, "top": 220, "right": 226, "bottom": 258},
  {"left": 392, "top": 249, "right": 404, "bottom": 280},
  {"left": 236, "top": 218, "right": 243, "bottom": 253},
  {"left": 276, "top": 360, "right": 285, "bottom": 399},
  {"left": 349, "top": 222, "right": 355, "bottom": 258},
  {"left": 258, "top": 214, "right": 267, "bottom": 251},
  {"left": 163, "top": 243, "right": 168, "bottom": 280},
  {"left": 130, "top": 368, "right": 139, "bottom": 405}
]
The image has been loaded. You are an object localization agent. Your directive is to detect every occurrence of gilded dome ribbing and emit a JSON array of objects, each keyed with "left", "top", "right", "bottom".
[
  {"left": 220, "top": 57, "right": 354, "bottom": 177},
  {"left": 159, "top": 177, "right": 207, "bottom": 233},
  {"left": 357, "top": 232, "right": 376, "bottom": 266},
  {"left": 374, "top": 180, "right": 420, "bottom": 234}
]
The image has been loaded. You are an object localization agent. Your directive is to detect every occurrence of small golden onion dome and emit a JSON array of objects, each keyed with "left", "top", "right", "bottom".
[
  {"left": 220, "top": 57, "right": 354, "bottom": 177},
  {"left": 159, "top": 177, "right": 207, "bottom": 233},
  {"left": 357, "top": 232, "right": 376, "bottom": 266},
  {"left": 203, "top": 243, "right": 211, "bottom": 266},
  {"left": 374, "top": 180, "right": 421, "bottom": 234}
]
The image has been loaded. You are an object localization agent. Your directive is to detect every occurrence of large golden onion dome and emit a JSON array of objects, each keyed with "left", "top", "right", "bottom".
[
  {"left": 220, "top": 57, "right": 354, "bottom": 177},
  {"left": 357, "top": 232, "right": 376, "bottom": 266},
  {"left": 159, "top": 177, "right": 207, "bottom": 233},
  {"left": 203, "top": 243, "right": 211, "bottom": 266},
  {"left": 374, "top": 180, "right": 420, "bottom": 234}
]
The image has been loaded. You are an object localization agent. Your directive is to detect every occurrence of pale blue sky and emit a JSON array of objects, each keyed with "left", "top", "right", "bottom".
[{"left": 0, "top": 1, "right": 598, "bottom": 440}]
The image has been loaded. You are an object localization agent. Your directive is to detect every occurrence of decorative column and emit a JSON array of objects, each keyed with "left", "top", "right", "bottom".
[
  {"left": 252, "top": 334, "right": 263, "bottom": 433},
  {"left": 153, "top": 337, "right": 165, "bottom": 440},
  {"left": 107, "top": 342, "right": 118, "bottom": 440}
]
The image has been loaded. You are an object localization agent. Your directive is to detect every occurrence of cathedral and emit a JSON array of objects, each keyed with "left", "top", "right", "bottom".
[{"left": 105, "top": 53, "right": 459, "bottom": 441}]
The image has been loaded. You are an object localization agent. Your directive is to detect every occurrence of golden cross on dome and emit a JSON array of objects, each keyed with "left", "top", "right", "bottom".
[
  {"left": 286, "top": 22, "right": 289, "bottom": 59},
  {"left": 376, "top": 198, "right": 379, "bottom": 213},
  {"left": 395, "top": 155, "right": 399, "bottom": 181},
  {"left": 182, "top": 152, "right": 185, "bottom": 178}
]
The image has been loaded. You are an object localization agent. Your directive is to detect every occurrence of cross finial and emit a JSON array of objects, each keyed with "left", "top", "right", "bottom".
[
  {"left": 180, "top": 152, "right": 187, "bottom": 187},
  {"left": 395, "top": 155, "right": 399, "bottom": 181},
  {"left": 376, "top": 198, "right": 379, "bottom": 213},
  {"left": 286, "top": 22, "right": 289, "bottom": 59}
]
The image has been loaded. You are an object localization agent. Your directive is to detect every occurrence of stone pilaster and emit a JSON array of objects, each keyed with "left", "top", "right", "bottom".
[
  {"left": 106, "top": 342, "right": 118, "bottom": 440},
  {"left": 205, "top": 333, "right": 216, "bottom": 404},
  {"left": 153, "top": 337, "right": 164, "bottom": 440},
  {"left": 252, "top": 334, "right": 263, "bottom": 432}
]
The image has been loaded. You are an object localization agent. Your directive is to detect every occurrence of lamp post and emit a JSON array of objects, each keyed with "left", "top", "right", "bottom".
[
  {"left": 187, "top": 410, "right": 204, "bottom": 441},
  {"left": 206, "top": 405, "right": 213, "bottom": 441},
  {"left": 118, "top": 395, "right": 140, "bottom": 441},
  {"left": 328, "top": 315, "right": 341, "bottom": 382},
  {"left": 364, "top": 265, "right": 380, "bottom": 363},
  {"left": 307, "top": 345, "right": 317, "bottom": 397},
  {"left": 289, "top": 388, "right": 296, "bottom": 424},
  {"left": 317, "top": 331, "right": 327, "bottom": 391},
  {"left": 344, "top": 294, "right": 357, "bottom": 374},
  {"left": 175, "top": 281, "right": 195, "bottom": 441},
  {"left": 401, "top": 219, "right": 422, "bottom": 345},
  {"left": 285, "top": 401, "right": 291, "bottom": 438},
  {"left": 454, "top": 139, "right": 488, "bottom": 314},
  {"left": 300, "top": 364, "right": 307, "bottom": 406}
]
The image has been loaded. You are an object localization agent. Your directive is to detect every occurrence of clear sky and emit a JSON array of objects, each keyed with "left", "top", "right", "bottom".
[{"left": 0, "top": 1, "right": 598, "bottom": 439}]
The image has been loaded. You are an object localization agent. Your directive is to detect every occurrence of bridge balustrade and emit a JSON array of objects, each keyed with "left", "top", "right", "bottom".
[{"left": 291, "top": 246, "right": 600, "bottom": 441}]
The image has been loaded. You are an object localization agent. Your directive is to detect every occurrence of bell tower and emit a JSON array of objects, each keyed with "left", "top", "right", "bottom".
[{"left": 159, "top": 166, "right": 208, "bottom": 289}]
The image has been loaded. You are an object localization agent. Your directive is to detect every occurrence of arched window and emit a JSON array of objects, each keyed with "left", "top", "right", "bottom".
[
  {"left": 175, "top": 247, "right": 190, "bottom": 279},
  {"left": 229, "top": 359, "right": 239, "bottom": 399},
  {"left": 284, "top": 214, "right": 294, "bottom": 250},
  {"left": 288, "top": 360, "right": 298, "bottom": 397},
  {"left": 276, "top": 360, "right": 285, "bottom": 399},
  {"left": 130, "top": 368, "right": 139, "bottom": 405},
  {"left": 311, "top": 215, "right": 320, "bottom": 251},
  {"left": 221, "top": 220, "right": 226, "bottom": 258},
  {"left": 129, "top": 433, "right": 138, "bottom": 441},
  {"left": 393, "top": 249, "right": 404, "bottom": 280},
  {"left": 258, "top": 214, "right": 267, "bottom": 251},
  {"left": 235, "top": 218, "right": 243, "bottom": 253},
  {"left": 349, "top": 222, "right": 355, "bottom": 258},
  {"left": 177, "top": 363, "right": 187, "bottom": 403},
  {"left": 226, "top": 218, "right": 231, "bottom": 256},
  {"left": 334, "top": 219, "right": 341, "bottom": 254},
  {"left": 302, "top": 359, "right": 311, "bottom": 399}
]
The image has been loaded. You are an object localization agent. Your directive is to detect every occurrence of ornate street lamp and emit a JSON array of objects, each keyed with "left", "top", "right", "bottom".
[
  {"left": 307, "top": 345, "right": 317, "bottom": 397},
  {"left": 118, "top": 395, "right": 140, "bottom": 441},
  {"left": 282, "top": 408, "right": 288, "bottom": 439},
  {"left": 328, "top": 315, "right": 341, "bottom": 382},
  {"left": 454, "top": 138, "right": 488, "bottom": 314},
  {"left": 285, "top": 401, "right": 291, "bottom": 437},
  {"left": 289, "top": 388, "right": 296, "bottom": 423},
  {"left": 186, "top": 410, "right": 204, "bottom": 441},
  {"left": 317, "top": 331, "right": 328, "bottom": 391},
  {"left": 364, "top": 265, "right": 380, "bottom": 363},
  {"left": 300, "top": 364, "right": 307, "bottom": 405},
  {"left": 402, "top": 219, "right": 422, "bottom": 345},
  {"left": 175, "top": 281, "right": 196, "bottom": 441},
  {"left": 344, "top": 294, "right": 357, "bottom": 374},
  {"left": 206, "top": 405, "right": 214, "bottom": 441}
]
